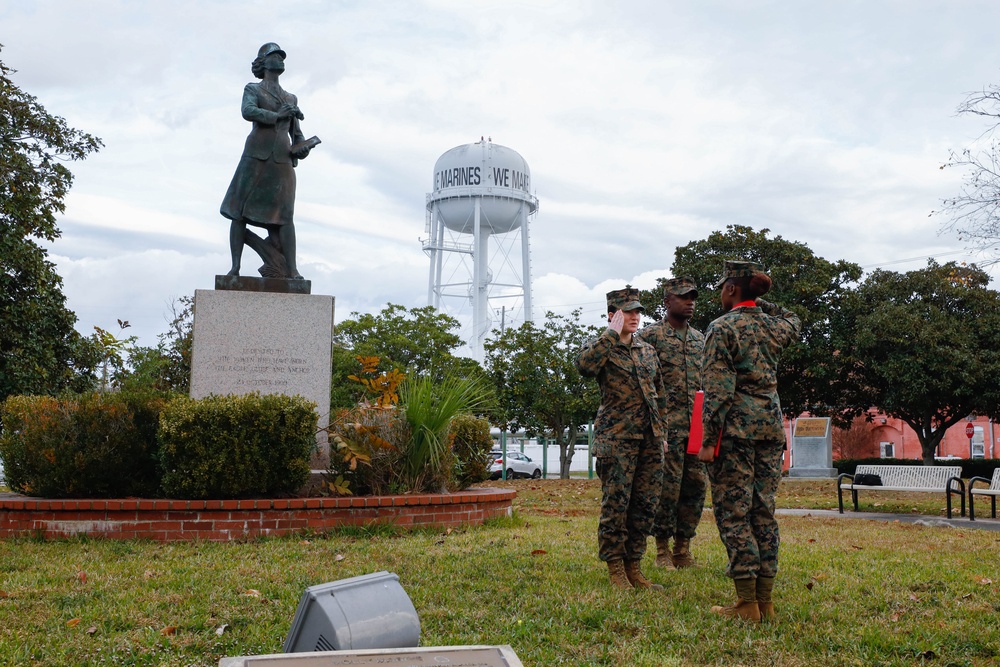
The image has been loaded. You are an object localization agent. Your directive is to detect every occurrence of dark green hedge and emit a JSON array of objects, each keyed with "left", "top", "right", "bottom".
[
  {"left": 0, "top": 391, "right": 167, "bottom": 498},
  {"left": 836, "top": 457, "right": 1000, "bottom": 479},
  {"left": 159, "top": 393, "right": 317, "bottom": 499},
  {"left": 448, "top": 414, "right": 493, "bottom": 490}
]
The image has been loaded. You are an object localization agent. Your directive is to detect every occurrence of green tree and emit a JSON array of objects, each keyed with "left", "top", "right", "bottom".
[
  {"left": 116, "top": 296, "right": 194, "bottom": 394},
  {"left": 830, "top": 261, "right": 1000, "bottom": 464},
  {"left": 331, "top": 303, "right": 482, "bottom": 408},
  {"left": 483, "top": 310, "right": 601, "bottom": 478},
  {"left": 0, "top": 47, "right": 103, "bottom": 400},
  {"left": 641, "top": 225, "right": 862, "bottom": 418}
]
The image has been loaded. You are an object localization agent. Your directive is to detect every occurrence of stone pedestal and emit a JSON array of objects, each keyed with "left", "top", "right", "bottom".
[
  {"left": 789, "top": 417, "right": 838, "bottom": 478},
  {"left": 190, "top": 288, "right": 334, "bottom": 468}
]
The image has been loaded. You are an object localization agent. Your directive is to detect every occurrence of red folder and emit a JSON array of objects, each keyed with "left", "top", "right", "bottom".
[{"left": 686, "top": 390, "right": 722, "bottom": 456}]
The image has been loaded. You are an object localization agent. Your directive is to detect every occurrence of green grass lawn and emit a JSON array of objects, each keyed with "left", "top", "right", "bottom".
[{"left": 1, "top": 479, "right": 998, "bottom": 666}]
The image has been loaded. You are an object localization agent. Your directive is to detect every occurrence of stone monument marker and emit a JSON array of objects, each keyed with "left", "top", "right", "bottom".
[
  {"left": 218, "top": 645, "right": 524, "bottom": 667},
  {"left": 190, "top": 42, "right": 333, "bottom": 468},
  {"left": 788, "top": 417, "right": 837, "bottom": 478}
]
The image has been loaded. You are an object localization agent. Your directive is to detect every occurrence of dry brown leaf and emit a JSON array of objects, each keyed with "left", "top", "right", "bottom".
[
  {"left": 334, "top": 554, "right": 345, "bottom": 562},
  {"left": 445, "top": 527, "right": 453, "bottom": 535},
  {"left": 979, "top": 577, "right": 993, "bottom": 585},
  {"left": 66, "top": 618, "right": 81, "bottom": 627},
  {"left": 0, "top": 590, "right": 8, "bottom": 598},
  {"left": 851, "top": 545, "right": 863, "bottom": 550},
  {"left": 805, "top": 581, "right": 814, "bottom": 591},
  {"left": 244, "top": 589, "right": 261, "bottom": 597},
  {"left": 909, "top": 593, "right": 920, "bottom": 601},
  {"left": 962, "top": 593, "right": 973, "bottom": 599},
  {"left": 86, "top": 626, "right": 98, "bottom": 636},
  {"left": 215, "top": 624, "right": 228, "bottom": 636},
  {"left": 530, "top": 549, "right": 547, "bottom": 556},
  {"left": 160, "top": 626, "right": 177, "bottom": 636},
  {"left": 807, "top": 538, "right": 816, "bottom": 543},
  {"left": 77, "top": 571, "right": 87, "bottom": 584},
  {"left": 889, "top": 613, "right": 901, "bottom": 622},
  {"left": 143, "top": 570, "right": 156, "bottom": 580},
  {"left": 300, "top": 540, "right": 311, "bottom": 545}
]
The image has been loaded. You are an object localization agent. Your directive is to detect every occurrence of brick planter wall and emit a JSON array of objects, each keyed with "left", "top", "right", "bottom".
[{"left": 0, "top": 487, "right": 515, "bottom": 542}]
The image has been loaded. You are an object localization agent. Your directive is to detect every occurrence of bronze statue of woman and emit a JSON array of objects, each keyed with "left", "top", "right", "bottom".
[{"left": 220, "top": 42, "right": 318, "bottom": 279}]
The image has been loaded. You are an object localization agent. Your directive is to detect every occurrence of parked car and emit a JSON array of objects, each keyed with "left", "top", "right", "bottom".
[{"left": 489, "top": 450, "right": 542, "bottom": 480}]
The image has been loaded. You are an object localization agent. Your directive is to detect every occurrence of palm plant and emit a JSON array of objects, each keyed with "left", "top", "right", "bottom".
[{"left": 400, "top": 373, "right": 493, "bottom": 490}]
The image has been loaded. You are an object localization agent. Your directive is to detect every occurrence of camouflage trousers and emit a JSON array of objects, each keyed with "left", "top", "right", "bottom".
[
  {"left": 706, "top": 436, "right": 784, "bottom": 579},
  {"left": 595, "top": 434, "right": 664, "bottom": 562},
  {"left": 652, "top": 436, "right": 708, "bottom": 540}
]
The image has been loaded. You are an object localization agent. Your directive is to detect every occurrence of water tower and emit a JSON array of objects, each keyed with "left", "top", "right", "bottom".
[{"left": 423, "top": 139, "right": 539, "bottom": 358}]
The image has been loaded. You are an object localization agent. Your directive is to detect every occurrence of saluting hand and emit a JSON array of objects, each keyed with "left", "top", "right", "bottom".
[{"left": 609, "top": 310, "right": 625, "bottom": 335}]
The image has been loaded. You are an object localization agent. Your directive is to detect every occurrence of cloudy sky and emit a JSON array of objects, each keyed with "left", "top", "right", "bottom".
[{"left": 4, "top": 0, "right": 1000, "bottom": 353}]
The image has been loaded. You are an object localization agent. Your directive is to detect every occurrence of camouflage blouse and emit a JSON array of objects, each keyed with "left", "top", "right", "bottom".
[
  {"left": 576, "top": 329, "right": 667, "bottom": 451},
  {"left": 701, "top": 300, "right": 801, "bottom": 446},
  {"left": 636, "top": 321, "right": 704, "bottom": 436}
]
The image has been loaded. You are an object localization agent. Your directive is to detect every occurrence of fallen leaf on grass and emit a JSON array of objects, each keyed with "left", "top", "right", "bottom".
[
  {"left": 978, "top": 578, "right": 993, "bottom": 585},
  {"left": 86, "top": 626, "right": 98, "bottom": 636},
  {"left": 919, "top": 650, "right": 936, "bottom": 659},
  {"left": 530, "top": 549, "right": 547, "bottom": 556},
  {"left": 851, "top": 545, "right": 863, "bottom": 550},
  {"left": 962, "top": 593, "right": 973, "bottom": 599},
  {"left": 334, "top": 554, "right": 345, "bottom": 562},
  {"left": 806, "top": 581, "right": 814, "bottom": 591},
  {"left": 66, "top": 618, "right": 81, "bottom": 627},
  {"left": 300, "top": 540, "right": 311, "bottom": 545},
  {"left": 143, "top": 570, "right": 156, "bottom": 580},
  {"left": 0, "top": 591, "right": 8, "bottom": 598},
  {"left": 215, "top": 624, "right": 228, "bottom": 636},
  {"left": 909, "top": 593, "right": 920, "bottom": 602},
  {"left": 889, "top": 612, "right": 901, "bottom": 622},
  {"left": 77, "top": 571, "right": 87, "bottom": 584},
  {"left": 244, "top": 589, "right": 261, "bottom": 597},
  {"left": 807, "top": 538, "right": 816, "bottom": 543},
  {"left": 160, "top": 626, "right": 176, "bottom": 636}
]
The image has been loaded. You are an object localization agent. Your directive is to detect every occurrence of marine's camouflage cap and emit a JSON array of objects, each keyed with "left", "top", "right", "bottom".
[
  {"left": 663, "top": 276, "right": 698, "bottom": 299},
  {"left": 606, "top": 287, "right": 645, "bottom": 312},
  {"left": 715, "top": 260, "right": 765, "bottom": 289}
]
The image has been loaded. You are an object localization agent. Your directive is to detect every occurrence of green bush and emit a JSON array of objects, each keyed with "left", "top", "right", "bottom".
[
  {"left": 448, "top": 414, "right": 493, "bottom": 490},
  {"left": 836, "top": 457, "right": 1000, "bottom": 478},
  {"left": 0, "top": 391, "right": 167, "bottom": 497},
  {"left": 158, "top": 393, "right": 317, "bottom": 499}
]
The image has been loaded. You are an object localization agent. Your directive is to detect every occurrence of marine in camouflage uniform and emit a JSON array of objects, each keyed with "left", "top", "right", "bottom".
[
  {"left": 576, "top": 287, "right": 666, "bottom": 590},
  {"left": 636, "top": 276, "right": 707, "bottom": 569},
  {"left": 699, "top": 260, "right": 800, "bottom": 621}
]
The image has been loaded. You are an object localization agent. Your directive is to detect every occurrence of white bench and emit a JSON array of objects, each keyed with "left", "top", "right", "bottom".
[
  {"left": 969, "top": 468, "right": 1000, "bottom": 521},
  {"left": 838, "top": 464, "right": 965, "bottom": 519}
]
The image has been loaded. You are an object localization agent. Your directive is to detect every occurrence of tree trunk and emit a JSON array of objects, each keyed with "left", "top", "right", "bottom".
[
  {"left": 917, "top": 428, "right": 946, "bottom": 465},
  {"left": 558, "top": 433, "right": 574, "bottom": 479}
]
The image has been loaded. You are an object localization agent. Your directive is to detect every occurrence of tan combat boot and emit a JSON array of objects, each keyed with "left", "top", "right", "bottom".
[
  {"left": 607, "top": 560, "right": 633, "bottom": 590},
  {"left": 655, "top": 538, "right": 675, "bottom": 569},
  {"left": 624, "top": 559, "right": 664, "bottom": 591},
  {"left": 671, "top": 537, "right": 696, "bottom": 568},
  {"left": 710, "top": 578, "right": 761, "bottom": 621},
  {"left": 756, "top": 575, "right": 776, "bottom": 621}
]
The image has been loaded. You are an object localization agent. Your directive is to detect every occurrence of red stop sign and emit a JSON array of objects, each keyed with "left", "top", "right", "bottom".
[{"left": 966, "top": 423, "right": 975, "bottom": 438}]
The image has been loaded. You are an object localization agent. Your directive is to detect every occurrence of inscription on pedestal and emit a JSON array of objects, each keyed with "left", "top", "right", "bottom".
[{"left": 211, "top": 347, "right": 314, "bottom": 389}]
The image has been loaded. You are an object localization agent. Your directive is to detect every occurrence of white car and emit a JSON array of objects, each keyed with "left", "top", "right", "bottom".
[{"left": 489, "top": 450, "right": 542, "bottom": 480}]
